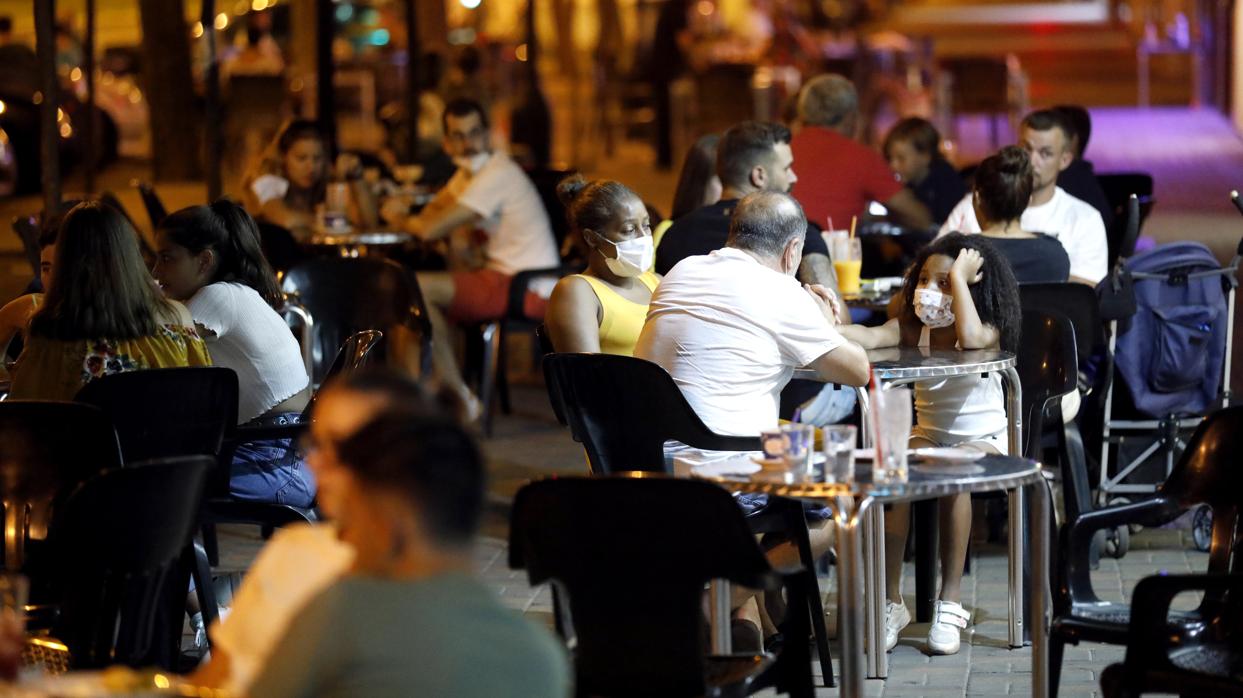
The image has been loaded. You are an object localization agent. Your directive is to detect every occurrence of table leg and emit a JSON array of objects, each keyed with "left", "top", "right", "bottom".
[
  {"left": 913, "top": 499, "right": 938, "bottom": 623},
  {"left": 862, "top": 500, "right": 878, "bottom": 678},
  {"left": 835, "top": 495, "right": 871, "bottom": 698},
  {"left": 1002, "top": 366, "right": 1023, "bottom": 457},
  {"left": 709, "top": 580, "right": 732, "bottom": 654},
  {"left": 1031, "top": 477, "right": 1051, "bottom": 698},
  {"left": 869, "top": 503, "right": 887, "bottom": 678},
  {"left": 1008, "top": 487, "right": 1025, "bottom": 648},
  {"left": 855, "top": 388, "right": 871, "bottom": 447}
]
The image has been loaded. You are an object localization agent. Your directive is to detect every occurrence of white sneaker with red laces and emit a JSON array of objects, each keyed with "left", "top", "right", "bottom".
[{"left": 927, "top": 600, "right": 970, "bottom": 655}]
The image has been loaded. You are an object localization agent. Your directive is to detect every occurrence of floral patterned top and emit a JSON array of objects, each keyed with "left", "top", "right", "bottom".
[{"left": 9, "top": 324, "right": 212, "bottom": 401}]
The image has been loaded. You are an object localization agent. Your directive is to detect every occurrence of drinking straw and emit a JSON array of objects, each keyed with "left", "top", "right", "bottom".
[
  {"left": 849, "top": 215, "right": 857, "bottom": 239},
  {"left": 791, "top": 407, "right": 803, "bottom": 424},
  {"left": 827, "top": 216, "right": 835, "bottom": 233}
]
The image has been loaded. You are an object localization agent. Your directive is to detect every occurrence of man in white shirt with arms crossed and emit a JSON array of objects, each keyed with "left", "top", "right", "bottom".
[{"left": 939, "top": 109, "right": 1108, "bottom": 285}]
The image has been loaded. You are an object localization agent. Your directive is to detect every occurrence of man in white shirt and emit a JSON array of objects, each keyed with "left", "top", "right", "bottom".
[
  {"left": 381, "top": 99, "right": 559, "bottom": 414},
  {"left": 636, "top": 191, "right": 870, "bottom": 437},
  {"left": 939, "top": 109, "right": 1108, "bottom": 285}
]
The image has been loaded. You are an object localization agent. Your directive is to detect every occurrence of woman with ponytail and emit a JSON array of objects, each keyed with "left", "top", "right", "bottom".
[
  {"left": 545, "top": 175, "right": 659, "bottom": 355},
  {"left": 154, "top": 199, "right": 314, "bottom": 507}
]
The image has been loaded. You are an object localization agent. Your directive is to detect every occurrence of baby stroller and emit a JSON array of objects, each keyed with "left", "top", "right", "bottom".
[{"left": 1093, "top": 197, "right": 1240, "bottom": 553}]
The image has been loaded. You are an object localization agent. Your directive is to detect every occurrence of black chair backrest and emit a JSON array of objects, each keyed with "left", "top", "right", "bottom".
[
  {"left": 1019, "top": 283, "right": 1103, "bottom": 371},
  {"left": 300, "top": 330, "right": 383, "bottom": 423},
  {"left": 509, "top": 476, "right": 774, "bottom": 696},
  {"left": 10, "top": 215, "right": 40, "bottom": 281},
  {"left": 1159, "top": 405, "right": 1243, "bottom": 574},
  {"left": 1098, "top": 172, "right": 1155, "bottom": 270},
  {"left": 0, "top": 401, "right": 122, "bottom": 500},
  {"left": 132, "top": 180, "right": 167, "bottom": 229},
  {"left": 524, "top": 168, "right": 575, "bottom": 253},
  {"left": 1016, "top": 310, "right": 1078, "bottom": 460},
  {"left": 535, "top": 323, "right": 555, "bottom": 355},
  {"left": 542, "top": 353, "right": 760, "bottom": 473},
  {"left": 46, "top": 457, "right": 210, "bottom": 669},
  {"left": 282, "top": 257, "right": 431, "bottom": 383},
  {"left": 256, "top": 221, "right": 306, "bottom": 275},
  {"left": 74, "top": 367, "right": 238, "bottom": 464}
]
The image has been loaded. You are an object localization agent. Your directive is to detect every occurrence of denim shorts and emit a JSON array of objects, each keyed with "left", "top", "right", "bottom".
[{"left": 230, "top": 412, "right": 316, "bottom": 508}]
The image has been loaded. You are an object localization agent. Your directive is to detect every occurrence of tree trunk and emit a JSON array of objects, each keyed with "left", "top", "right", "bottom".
[{"left": 138, "top": 0, "right": 200, "bottom": 181}]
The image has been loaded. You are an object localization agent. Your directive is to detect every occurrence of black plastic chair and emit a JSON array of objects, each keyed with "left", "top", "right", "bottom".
[
  {"left": 43, "top": 456, "right": 210, "bottom": 670},
  {"left": 468, "top": 263, "right": 578, "bottom": 435},
  {"left": 74, "top": 367, "right": 238, "bottom": 465},
  {"left": 541, "top": 352, "right": 834, "bottom": 686},
  {"left": 1048, "top": 405, "right": 1243, "bottom": 696},
  {"left": 0, "top": 402, "right": 123, "bottom": 572},
  {"left": 282, "top": 257, "right": 432, "bottom": 384},
  {"left": 1097, "top": 173, "right": 1155, "bottom": 271},
  {"left": 510, "top": 475, "right": 814, "bottom": 698},
  {"left": 256, "top": 221, "right": 307, "bottom": 276},
  {"left": 1099, "top": 573, "right": 1243, "bottom": 697},
  {"left": 131, "top": 179, "right": 168, "bottom": 229}
]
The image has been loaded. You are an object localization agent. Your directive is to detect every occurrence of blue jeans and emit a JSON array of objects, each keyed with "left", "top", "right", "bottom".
[{"left": 230, "top": 412, "right": 316, "bottom": 508}]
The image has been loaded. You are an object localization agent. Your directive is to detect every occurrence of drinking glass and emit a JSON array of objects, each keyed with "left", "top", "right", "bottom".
[
  {"left": 761, "top": 424, "right": 816, "bottom": 479},
  {"left": 871, "top": 387, "right": 912, "bottom": 483},
  {"left": 832, "top": 237, "right": 863, "bottom": 295},
  {"left": 0, "top": 573, "right": 28, "bottom": 629},
  {"left": 823, "top": 424, "right": 857, "bottom": 483}
]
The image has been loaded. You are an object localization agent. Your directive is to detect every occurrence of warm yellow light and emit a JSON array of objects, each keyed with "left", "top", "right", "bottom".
[
  {"left": 152, "top": 674, "right": 170, "bottom": 689},
  {"left": 56, "top": 108, "right": 64, "bottom": 122},
  {"left": 0, "top": 101, "right": 6, "bottom": 115},
  {"left": 460, "top": 0, "right": 482, "bottom": 8},
  {"left": 191, "top": 21, "right": 204, "bottom": 38},
  {"left": 214, "top": 12, "right": 228, "bottom": 30},
  {"left": 31, "top": 91, "right": 42, "bottom": 105},
  {"left": 128, "top": 89, "right": 142, "bottom": 104},
  {"left": 69, "top": 67, "right": 82, "bottom": 81},
  {"left": 696, "top": 0, "right": 714, "bottom": 15},
  {"left": 59, "top": 123, "right": 72, "bottom": 138},
  {"left": 515, "top": 43, "right": 528, "bottom": 62},
  {"left": 251, "top": 0, "right": 268, "bottom": 10}
]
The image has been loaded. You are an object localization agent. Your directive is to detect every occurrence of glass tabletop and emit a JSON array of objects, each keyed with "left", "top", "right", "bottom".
[
  {"left": 691, "top": 453, "right": 1042, "bottom": 503},
  {"left": 795, "top": 346, "right": 1016, "bottom": 382}
]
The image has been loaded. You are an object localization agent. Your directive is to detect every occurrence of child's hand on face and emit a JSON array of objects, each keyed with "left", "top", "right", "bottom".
[
  {"left": 949, "top": 248, "right": 984, "bottom": 285},
  {"left": 804, "top": 283, "right": 841, "bottom": 327}
]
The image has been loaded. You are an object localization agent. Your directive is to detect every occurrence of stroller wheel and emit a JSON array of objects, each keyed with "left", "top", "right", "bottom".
[
  {"left": 1191, "top": 505, "right": 1213, "bottom": 552},
  {"left": 1104, "top": 525, "right": 1130, "bottom": 559},
  {"left": 1109, "top": 497, "right": 1144, "bottom": 535}
]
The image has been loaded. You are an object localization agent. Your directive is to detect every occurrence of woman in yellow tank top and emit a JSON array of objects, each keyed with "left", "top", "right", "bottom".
[{"left": 546, "top": 176, "right": 659, "bottom": 356}]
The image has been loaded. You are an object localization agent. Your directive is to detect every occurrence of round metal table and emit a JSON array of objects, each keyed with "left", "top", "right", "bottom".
[
  {"left": 693, "top": 454, "right": 1052, "bottom": 698},
  {"left": 303, "top": 230, "right": 414, "bottom": 258}
]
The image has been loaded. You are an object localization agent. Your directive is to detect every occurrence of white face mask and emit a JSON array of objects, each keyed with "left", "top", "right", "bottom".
[
  {"left": 453, "top": 152, "right": 490, "bottom": 174},
  {"left": 591, "top": 231, "right": 653, "bottom": 278},
  {"left": 914, "top": 288, "right": 955, "bottom": 328}
]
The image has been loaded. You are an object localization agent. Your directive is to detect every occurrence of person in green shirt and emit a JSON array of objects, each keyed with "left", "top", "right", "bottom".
[{"left": 248, "top": 374, "right": 570, "bottom": 698}]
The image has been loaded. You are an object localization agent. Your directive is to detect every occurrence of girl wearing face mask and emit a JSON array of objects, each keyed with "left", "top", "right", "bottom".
[
  {"left": 546, "top": 176, "right": 659, "bottom": 355},
  {"left": 837, "top": 232, "right": 1020, "bottom": 657}
]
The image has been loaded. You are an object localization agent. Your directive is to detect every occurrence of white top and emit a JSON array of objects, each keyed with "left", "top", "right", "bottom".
[
  {"left": 209, "top": 524, "right": 353, "bottom": 693},
  {"left": 445, "top": 152, "right": 559, "bottom": 276},
  {"left": 635, "top": 247, "right": 846, "bottom": 437},
  {"left": 938, "top": 186, "right": 1108, "bottom": 284},
  {"left": 250, "top": 174, "right": 290, "bottom": 206},
  {"left": 911, "top": 327, "right": 1008, "bottom": 452},
  {"left": 187, "top": 282, "right": 310, "bottom": 423}
]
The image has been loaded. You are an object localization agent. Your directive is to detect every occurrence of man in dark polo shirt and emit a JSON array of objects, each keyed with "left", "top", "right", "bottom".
[{"left": 656, "top": 121, "right": 839, "bottom": 296}]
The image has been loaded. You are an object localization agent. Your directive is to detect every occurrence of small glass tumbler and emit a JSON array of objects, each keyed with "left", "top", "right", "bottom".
[
  {"left": 822, "top": 424, "right": 857, "bottom": 484},
  {"left": 872, "top": 387, "right": 912, "bottom": 483}
]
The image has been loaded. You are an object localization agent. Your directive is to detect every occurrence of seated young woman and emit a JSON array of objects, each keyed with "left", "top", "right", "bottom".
[
  {"left": 242, "top": 119, "right": 373, "bottom": 236},
  {"left": 9, "top": 202, "right": 209, "bottom": 400},
  {"left": 545, "top": 176, "right": 658, "bottom": 355},
  {"left": 0, "top": 215, "right": 58, "bottom": 362},
  {"left": 153, "top": 200, "right": 315, "bottom": 508},
  {"left": 972, "top": 146, "right": 1070, "bottom": 284}
]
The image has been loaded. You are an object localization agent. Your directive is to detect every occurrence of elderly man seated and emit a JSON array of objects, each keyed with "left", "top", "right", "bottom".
[{"left": 637, "top": 190, "right": 870, "bottom": 436}]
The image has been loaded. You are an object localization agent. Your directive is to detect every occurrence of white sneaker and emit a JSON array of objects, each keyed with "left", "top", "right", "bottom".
[
  {"left": 928, "top": 600, "right": 970, "bottom": 655},
  {"left": 884, "top": 601, "right": 911, "bottom": 651}
]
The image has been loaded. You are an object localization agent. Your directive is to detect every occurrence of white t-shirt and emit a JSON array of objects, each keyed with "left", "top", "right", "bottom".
[
  {"left": 187, "top": 282, "right": 310, "bottom": 423},
  {"left": 939, "top": 186, "right": 1108, "bottom": 284},
  {"left": 209, "top": 524, "right": 353, "bottom": 694},
  {"left": 447, "top": 153, "right": 559, "bottom": 276},
  {"left": 250, "top": 174, "right": 290, "bottom": 206},
  {"left": 634, "top": 247, "right": 846, "bottom": 436}
]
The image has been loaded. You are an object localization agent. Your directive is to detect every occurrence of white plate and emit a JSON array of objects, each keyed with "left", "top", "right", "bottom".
[{"left": 912, "top": 447, "right": 986, "bottom": 463}]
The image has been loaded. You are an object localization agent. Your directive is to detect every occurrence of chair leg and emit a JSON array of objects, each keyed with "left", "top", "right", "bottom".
[
  {"left": 782, "top": 500, "right": 834, "bottom": 688},
  {"left": 497, "top": 326, "right": 512, "bottom": 416},
  {"left": 1049, "top": 636, "right": 1065, "bottom": 698},
  {"left": 479, "top": 322, "right": 501, "bottom": 436},
  {"left": 188, "top": 542, "right": 219, "bottom": 648},
  {"left": 201, "top": 524, "right": 219, "bottom": 567},
  {"left": 768, "top": 566, "right": 815, "bottom": 698},
  {"left": 914, "top": 500, "right": 938, "bottom": 623}
]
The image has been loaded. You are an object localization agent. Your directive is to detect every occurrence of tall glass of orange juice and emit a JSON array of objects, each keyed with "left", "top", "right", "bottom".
[{"left": 832, "top": 237, "right": 862, "bottom": 295}]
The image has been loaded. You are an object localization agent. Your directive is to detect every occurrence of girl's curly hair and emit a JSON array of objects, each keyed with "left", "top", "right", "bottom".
[{"left": 900, "top": 233, "right": 1021, "bottom": 352}]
